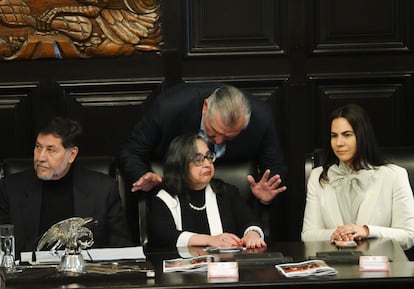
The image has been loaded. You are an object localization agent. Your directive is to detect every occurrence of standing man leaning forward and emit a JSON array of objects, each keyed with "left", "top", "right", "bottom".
[
  {"left": 0, "top": 117, "right": 133, "bottom": 257},
  {"left": 118, "top": 82, "right": 288, "bottom": 203}
]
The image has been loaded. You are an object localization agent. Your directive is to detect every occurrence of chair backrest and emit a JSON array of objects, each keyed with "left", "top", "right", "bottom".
[
  {"left": 304, "top": 148, "right": 325, "bottom": 191},
  {"left": 135, "top": 160, "right": 258, "bottom": 245}
]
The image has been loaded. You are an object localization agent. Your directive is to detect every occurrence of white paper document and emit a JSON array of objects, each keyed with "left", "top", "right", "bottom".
[{"left": 20, "top": 246, "right": 146, "bottom": 264}]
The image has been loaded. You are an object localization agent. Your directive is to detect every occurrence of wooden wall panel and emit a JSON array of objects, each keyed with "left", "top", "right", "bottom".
[
  {"left": 186, "top": 0, "right": 286, "bottom": 55},
  {"left": 310, "top": 0, "right": 410, "bottom": 54},
  {"left": 308, "top": 72, "right": 414, "bottom": 148},
  {"left": 0, "top": 83, "right": 39, "bottom": 156},
  {"left": 57, "top": 79, "right": 163, "bottom": 156}
]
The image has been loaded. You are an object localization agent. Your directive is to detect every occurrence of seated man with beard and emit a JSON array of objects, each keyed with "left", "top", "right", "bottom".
[{"left": 0, "top": 117, "right": 133, "bottom": 258}]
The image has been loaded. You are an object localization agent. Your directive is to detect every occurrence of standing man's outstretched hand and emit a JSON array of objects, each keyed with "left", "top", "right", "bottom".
[
  {"left": 131, "top": 172, "right": 162, "bottom": 192},
  {"left": 247, "top": 169, "right": 287, "bottom": 203}
]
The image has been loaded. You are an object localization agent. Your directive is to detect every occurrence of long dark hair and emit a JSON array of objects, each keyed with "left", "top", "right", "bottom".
[
  {"left": 320, "top": 104, "right": 386, "bottom": 183},
  {"left": 161, "top": 134, "right": 203, "bottom": 196}
]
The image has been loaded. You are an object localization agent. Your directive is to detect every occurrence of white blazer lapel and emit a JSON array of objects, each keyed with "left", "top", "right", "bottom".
[
  {"left": 157, "top": 185, "right": 223, "bottom": 235},
  {"left": 205, "top": 184, "right": 223, "bottom": 235},
  {"left": 156, "top": 190, "right": 182, "bottom": 230}
]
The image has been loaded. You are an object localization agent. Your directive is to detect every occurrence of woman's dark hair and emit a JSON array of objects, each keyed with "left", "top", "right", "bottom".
[
  {"left": 38, "top": 117, "right": 82, "bottom": 149},
  {"left": 320, "top": 104, "right": 386, "bottom": 183},
  {"left": 161, "top": 134, "right": 204, "bottom": 196}
]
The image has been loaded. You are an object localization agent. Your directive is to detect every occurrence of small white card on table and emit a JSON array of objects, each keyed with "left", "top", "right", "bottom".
[{"left": 359, "top": 256, "right": 390, "bottom": 272}]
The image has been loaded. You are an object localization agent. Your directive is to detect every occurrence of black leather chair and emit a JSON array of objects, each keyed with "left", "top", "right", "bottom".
[
  {"left": 304, "top": 146, "right": 414, "bottom": 260},
  {"left": 133, "top": 160, "right": 260, "bottom": 245}
]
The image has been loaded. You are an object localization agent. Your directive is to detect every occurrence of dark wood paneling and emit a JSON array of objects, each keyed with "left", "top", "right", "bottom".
[
  {"left": 309, "top": 72, "right": 414, "bottom": 148},
  {"left": 57, "top": 79, "right": 164, "bottom": 156},
  {"left": 0, "top": 83, "right": 39, "bottom": 157},
  {"left": 186, "top": 0, "right": 286, "bottom": 55},
  {"left": 310, "top": 0, "right": 411, "bottom": 54}
]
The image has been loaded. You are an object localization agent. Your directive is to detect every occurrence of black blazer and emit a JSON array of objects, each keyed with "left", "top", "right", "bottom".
[
  {"left": 118, "top": 82, "right": 287, "bottom": 186},
  {"left": 0, "top": 165, "right": 133, "bottom": 256},
  {"left": 148, "top": 178, "right": 264, "bottom": 247}
]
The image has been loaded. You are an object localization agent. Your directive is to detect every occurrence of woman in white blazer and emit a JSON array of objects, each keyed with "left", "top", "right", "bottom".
[{"left": 302, "top": 104, "right": 414, "bottom": 250}]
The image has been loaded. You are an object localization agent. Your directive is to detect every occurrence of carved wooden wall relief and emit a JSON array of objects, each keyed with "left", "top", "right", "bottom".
[{"left": 0, "top": 0, "right": 162, "bottom": 60}]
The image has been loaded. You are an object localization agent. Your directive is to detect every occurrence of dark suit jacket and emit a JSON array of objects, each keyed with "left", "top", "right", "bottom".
[
  {"left": 0, "top": 165, "right": 133, "bottom": 257},
  {"left": 117, "top": 82, "right": 287, "bottom": 187},
  {"left": 148, "top": 179, "right": 264, "bottom": 247}
]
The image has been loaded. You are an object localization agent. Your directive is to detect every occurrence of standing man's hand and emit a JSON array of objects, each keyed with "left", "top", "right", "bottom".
[
  {"left": 131, "top": 172, "right": 162, "bottom": 192},
  {"left": 247, "top": 169, "right": 287, "bottom": 203}
]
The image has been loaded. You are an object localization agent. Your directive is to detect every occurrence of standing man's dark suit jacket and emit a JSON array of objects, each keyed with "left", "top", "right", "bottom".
[
  {"left": 118, "top": 82, "right": 287, "bottom": 188},
  {"left": 0, "top": 165, "right": 133, "bottom": 257}
]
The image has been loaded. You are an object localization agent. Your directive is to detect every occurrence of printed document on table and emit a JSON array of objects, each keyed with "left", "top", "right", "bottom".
[{"left": 275, "top": 259, "right": 337, "bottom": 277}]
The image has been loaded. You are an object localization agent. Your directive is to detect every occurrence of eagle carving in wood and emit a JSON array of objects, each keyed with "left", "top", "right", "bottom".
[{"left": 0, "top": 0, "right": 162, "bottom": 60}]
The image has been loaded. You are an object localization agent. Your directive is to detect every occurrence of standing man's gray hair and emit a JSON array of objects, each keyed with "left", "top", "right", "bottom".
[{"left": 206, "top": 85, "right": 251, "bottom": 129}]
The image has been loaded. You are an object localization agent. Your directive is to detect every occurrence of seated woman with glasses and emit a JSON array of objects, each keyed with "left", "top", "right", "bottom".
[{"left": 148, "top": 134, "right": 267, "bottom": 249}]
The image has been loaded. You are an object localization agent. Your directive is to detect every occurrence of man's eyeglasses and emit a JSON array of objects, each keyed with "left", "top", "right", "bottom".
[{"left": 191, "top": 151, "right": 216, "bottom": 166}]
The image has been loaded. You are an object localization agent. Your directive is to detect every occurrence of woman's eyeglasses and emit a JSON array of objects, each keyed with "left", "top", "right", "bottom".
[{"left": 191, "top": 151, "right": 216, "bottom": 166}]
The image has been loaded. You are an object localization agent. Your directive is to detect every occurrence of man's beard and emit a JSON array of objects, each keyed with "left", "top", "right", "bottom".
[{"left": 36, "top": 151, "right": 71, "bottom": 180}]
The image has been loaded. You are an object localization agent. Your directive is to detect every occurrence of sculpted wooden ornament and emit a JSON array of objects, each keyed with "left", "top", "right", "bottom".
[{"left": 0, "top": 0, "right": 162, "bottom": 60}]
